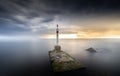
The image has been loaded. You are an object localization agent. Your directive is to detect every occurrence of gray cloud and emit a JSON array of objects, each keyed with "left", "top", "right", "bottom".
[{"left": 0, "top": 0, "right": 120, "bottom": 35}]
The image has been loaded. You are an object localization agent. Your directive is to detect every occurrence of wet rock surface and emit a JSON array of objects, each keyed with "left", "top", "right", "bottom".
[{"left": 49, "top": 45, "right": 85, "bottom": 72}]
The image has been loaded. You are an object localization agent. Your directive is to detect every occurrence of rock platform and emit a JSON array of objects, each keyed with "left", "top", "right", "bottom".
[{"left": 49, "top": 45, "right": 85, "bottom": 72}]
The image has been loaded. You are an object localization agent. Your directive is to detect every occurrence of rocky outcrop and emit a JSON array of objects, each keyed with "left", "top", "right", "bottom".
[
  {"left": 49, "top": 45, "right": 85, "bottom": 72},
  {"left": 86, "top": 47, "right": 97, "bottom": 52}
]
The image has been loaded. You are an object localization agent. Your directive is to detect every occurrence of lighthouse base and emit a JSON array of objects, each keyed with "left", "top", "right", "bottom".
[{"left": 53, "top": 45, "right": 61, "bottom": 51}]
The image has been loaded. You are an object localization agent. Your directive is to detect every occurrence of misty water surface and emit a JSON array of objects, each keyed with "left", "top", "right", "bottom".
[{"left": 0, "top": 39, "right": 120, "bottom": 76}]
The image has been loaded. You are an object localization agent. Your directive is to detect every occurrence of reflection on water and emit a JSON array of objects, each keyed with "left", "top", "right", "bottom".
[{"left": 0, "top": 39, "right": 120, "bottom": 76}]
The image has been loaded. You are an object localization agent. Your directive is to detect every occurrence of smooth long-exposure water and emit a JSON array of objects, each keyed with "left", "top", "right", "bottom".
[{"left": 0, "top": 39, "right": 120, "bottom": 76}]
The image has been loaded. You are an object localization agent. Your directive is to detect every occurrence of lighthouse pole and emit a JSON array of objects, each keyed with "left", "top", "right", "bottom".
[
  {"left": 56, "top": 24, "right": 59, "bottom": 45},
  {"left": 54, "top": 24, "right": 61, "bottom": 51}
]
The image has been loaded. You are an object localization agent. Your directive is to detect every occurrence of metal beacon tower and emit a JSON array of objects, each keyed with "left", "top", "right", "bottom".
[
  {"left": 56, "top": 24, "right": 59, "bottom": 45},
  {"left": 54, "top": 24, "right": 61, "bottom": 51}
]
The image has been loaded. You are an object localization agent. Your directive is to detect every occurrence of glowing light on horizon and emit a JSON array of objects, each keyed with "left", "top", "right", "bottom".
[
  {"left": 43, "top": 34, "right": 78, "bottom": 39},
  {"left": 40, "top": 34, "right": 120, "bottom": 39},
  {"left": 100, "top": 36, "right": 120, "bottom": 38}
]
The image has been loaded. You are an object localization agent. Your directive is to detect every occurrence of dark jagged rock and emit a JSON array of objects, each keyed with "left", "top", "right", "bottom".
[
  {"left": 49, "top": 45, "right": 86, "bottom": 72},
  {"left": 86, "top": 47, "right": 97, "bottom": 52}
]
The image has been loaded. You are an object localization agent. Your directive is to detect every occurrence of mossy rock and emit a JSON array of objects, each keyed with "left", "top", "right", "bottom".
[{"left": 49, "top": 50, "right": 86, "bottom": 72}]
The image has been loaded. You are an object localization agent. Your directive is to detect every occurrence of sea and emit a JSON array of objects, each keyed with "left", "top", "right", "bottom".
[{"left": 0, "top": 38, "right": 120, "bottom": 76}]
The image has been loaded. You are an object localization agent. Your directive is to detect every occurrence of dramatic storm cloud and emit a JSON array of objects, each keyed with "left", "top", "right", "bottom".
[{"left": 0, "top": 0, "right": 120, "bottom": 38}]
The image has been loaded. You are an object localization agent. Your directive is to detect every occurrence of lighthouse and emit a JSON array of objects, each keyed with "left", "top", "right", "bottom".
[
  {"left": 56, "top": 24, "right": 59, "bottom": 45},
  {"left": 49, "top": 24, "right": 85, "bottom": 72},
  {"left": 54, "top": 24, "right": 61, "bottom": 51}
]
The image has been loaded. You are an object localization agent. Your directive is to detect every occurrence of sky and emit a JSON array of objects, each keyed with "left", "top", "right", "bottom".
[{"left": 1, "top": 0, "right": 120, "bottom": 39}]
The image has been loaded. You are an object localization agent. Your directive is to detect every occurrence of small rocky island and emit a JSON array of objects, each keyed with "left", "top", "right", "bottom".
[
  {"left": 49, "top": 45, "right": 85, "bottom": 72},
  {"left": 86, "top": 47, "right": 97, "bottom": 52}
]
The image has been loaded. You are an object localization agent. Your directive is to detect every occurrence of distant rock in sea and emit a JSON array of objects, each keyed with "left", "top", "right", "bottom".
[{"left": 86, "top": 47, "right": 97, "bottom": 52}]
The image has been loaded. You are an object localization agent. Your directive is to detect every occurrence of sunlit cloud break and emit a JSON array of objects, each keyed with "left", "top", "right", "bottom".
[{"left": 1, "top": 0, "right": 120, "bottom": 39}]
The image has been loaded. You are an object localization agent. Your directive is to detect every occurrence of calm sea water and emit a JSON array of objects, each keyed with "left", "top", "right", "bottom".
[{"left": 0, "top": 39, "right": 120, "bottom": 76}]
